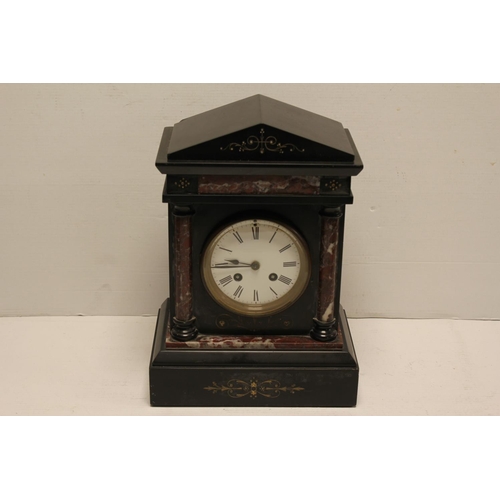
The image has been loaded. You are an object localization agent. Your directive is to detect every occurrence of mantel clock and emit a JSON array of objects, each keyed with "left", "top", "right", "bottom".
[{"left": 149, "top": 95, "right": 364, "bottom": 407}]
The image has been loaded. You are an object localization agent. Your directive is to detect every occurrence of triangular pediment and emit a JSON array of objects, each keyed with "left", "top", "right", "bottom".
[{"left": 165, "top": 95, "right": 355, "bottom": 163}]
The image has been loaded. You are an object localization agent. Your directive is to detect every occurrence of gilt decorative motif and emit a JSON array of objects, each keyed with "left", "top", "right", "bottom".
[
  {"left": 221, "top": 128, "right": 305, "bottom": 154},
  {"left": 174, "top": 178, "right": 191, "bottom": 189},
  {"left": 325, "top": 179, "right": 342, "bottom": 191},
  {"left": 204, "top": 377, "right": 305, "bottom": 399}
]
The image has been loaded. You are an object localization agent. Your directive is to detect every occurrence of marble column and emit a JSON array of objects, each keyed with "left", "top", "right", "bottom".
[
  {"left": 310, "top": 207, "right": 343, "bottom": 341},
  {"left": 171, "top": 206, "right": 198, "bottom": 341}
]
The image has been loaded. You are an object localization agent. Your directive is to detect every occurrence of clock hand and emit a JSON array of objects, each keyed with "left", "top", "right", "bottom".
[
  {"left": 225, "top": 259, "right": 253, "bottom": 266},
  {"left": 223, "top": 259, "right": 261, "bottom": 270},
  {"left": 212, "top": 263, "right": 252, "bottom": 268}
]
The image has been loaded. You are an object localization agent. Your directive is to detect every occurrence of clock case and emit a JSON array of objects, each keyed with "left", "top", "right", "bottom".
[{"left": 149, "top": 95, "right": 364, "bottom": 407}]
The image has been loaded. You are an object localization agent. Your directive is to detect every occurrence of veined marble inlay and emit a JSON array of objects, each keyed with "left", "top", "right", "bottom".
[{"left": 198, "top": 175, "right": 320, "bottom": 195}]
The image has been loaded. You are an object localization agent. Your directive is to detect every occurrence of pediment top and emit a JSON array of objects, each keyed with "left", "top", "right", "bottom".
[
  {"left": 166, "top": 95, "right": 355, "bottom": 162},
  {"left": 156, "top": 95, "right": 363, "bottom": 176}
]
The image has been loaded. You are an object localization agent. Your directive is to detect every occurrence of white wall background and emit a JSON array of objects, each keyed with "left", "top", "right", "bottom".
[{"left": 1, "top": 84, "right": 498, "bottom": 319}]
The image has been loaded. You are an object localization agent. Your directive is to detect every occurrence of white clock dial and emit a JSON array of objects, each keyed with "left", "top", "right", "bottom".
[{"left": 201, "top": 219, "right": 311, "bottom": 316}]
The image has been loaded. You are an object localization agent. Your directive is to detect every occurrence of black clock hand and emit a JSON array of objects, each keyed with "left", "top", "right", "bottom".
[
  {"left": 225, "top": 259, "right": 253, "bottom": 266},
  {"left": 212, "top": 263, "right": 252, "bottom": 268},
  {"left": 211, "top": 265, "right": 252, "bottom": 269},
  {"left": 221, "top": 259, "right": 261, "bottom": 270}
]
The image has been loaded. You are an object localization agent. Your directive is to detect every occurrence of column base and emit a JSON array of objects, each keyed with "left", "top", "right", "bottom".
[
  {"left": 171, "top": 317, "right": 198, "bottom": 341},
  {"left": 310, "top": 318, "right": 338, "bottom": 342}
]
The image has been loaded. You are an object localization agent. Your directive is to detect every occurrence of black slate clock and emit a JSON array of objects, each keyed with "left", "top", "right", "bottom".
[{"left": 149, "top": 95, "right": 364, "bottom": 407}]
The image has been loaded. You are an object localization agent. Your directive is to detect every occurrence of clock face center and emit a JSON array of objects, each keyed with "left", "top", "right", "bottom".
[{"left": 201, "top": 218, "right": 311, "bottom": 316}]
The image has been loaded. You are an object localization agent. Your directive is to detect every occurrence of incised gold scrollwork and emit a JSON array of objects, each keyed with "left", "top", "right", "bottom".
[
  {"left": 204, "top": 377, "right": 304, "bottom": 399},
  {"left": 220, "top": 128, "right": 305, "bottom": 155}
]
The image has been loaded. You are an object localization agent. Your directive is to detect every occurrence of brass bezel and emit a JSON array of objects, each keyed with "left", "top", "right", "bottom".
[{"left": 201, "top": 218, "right": 311, "bottom": 317}]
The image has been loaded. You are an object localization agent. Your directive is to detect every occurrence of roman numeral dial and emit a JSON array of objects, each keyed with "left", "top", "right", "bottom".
[{"left": 202, "top": 218, "right": 311, "bottom": 317}]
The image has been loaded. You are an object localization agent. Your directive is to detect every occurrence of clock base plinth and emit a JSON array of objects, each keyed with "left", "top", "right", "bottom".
[{"left": 149, "top": 299, "right": 359, "bottom": 407}]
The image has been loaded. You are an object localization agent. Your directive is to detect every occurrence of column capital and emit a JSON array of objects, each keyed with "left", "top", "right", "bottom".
[
  {"left": 173, "top": 205, "right": 195, "bottom": 216},
  {"left": 321, "top": 206, "right": 343, "bottom": 218}
]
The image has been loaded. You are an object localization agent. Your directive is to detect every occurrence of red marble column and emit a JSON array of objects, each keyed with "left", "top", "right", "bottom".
[
  {"left": 311, "top": 208, "right": 343, "bottom": 341},
  {"left": 172, "top": 206, "right": 197, "bottom": 341}
]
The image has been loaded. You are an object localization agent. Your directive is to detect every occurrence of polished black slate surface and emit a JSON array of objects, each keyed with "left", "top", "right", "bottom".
[
  {"left": 167, "top": 95, "right": 354, "bottom": 159},
  {"left": 155, "top": 96, "right": 364, "bottom": 174}
]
